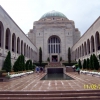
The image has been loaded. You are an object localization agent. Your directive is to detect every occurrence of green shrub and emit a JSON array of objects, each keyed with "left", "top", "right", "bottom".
[
  {"left": 25, "top": 60, "right": 33, "bottom": 70},
  {"left": 83, "top": 59, "right": 87, "bottom": 69},
  {"left": 93, "top": 54, "right": 99, "bottom": 70},
  {"left": 68, "top": 47, "right": 71, "bottom": 65},
  {"left": 47, "top": 57, "right": 50, "bottom": 62},
  {"left": 89, "top": 55, "right": 94, "bottom": 70},
  {"left": 13, "top": 54, "right": 25, "bottom": 72},
  {"left": 60, "top": 57, "right": 62, "bottom": 61},
  {"left": 78, "top": 59, "right": 82, "bottom": 69},
  {"left": 2, "top": 51, "right": 12, "bottom": 72},
  {"left": 86, "top": 58, "right": 90, "bottom": 69},
  {"left": 39, "top": 47, "right": 42, "bottom": 65}
]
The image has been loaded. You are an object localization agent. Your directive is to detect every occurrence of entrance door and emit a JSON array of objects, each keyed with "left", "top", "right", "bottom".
[{"left": 52, "top": 55, "right": 58, "bottom": 62}]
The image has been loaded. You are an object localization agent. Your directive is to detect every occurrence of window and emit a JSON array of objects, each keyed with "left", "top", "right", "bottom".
[{"left": 48, "top": 36, "right": 61, "bottom": 53}]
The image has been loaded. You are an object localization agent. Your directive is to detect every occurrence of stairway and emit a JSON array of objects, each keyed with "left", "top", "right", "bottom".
[
  {"left": 46, "top": 62, "right": 62, "bottom": 67},
  {"left": 0, "top": 90, "right": 100, "bottom": 100}
]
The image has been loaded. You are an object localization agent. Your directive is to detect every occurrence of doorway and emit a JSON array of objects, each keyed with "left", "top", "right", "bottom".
[{"left": 52, "top": 55, "right": 58, "bottom": 62}]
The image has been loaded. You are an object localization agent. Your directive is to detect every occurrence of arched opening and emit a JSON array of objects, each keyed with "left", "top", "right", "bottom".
[
  {"left": 84, "top": 42, "right": 87, "bottom": 55},
  {"left": 79, "top": 47, "right": 80, "bottom": 58},
  {"left": 5, "top": 28, "right": 11, "bottom": 50},
  {"left": 82, "top": 44, "right": 84, "bottom": 56},
  {"left": 48, "top": 36, "right": 61, "bottom": 62},
  {"left": 29, "top": 47, "right": 30, "bottom": 58},
  {"left": 0, "top": 21, "right": 4, "bottom": 48},
  {"left": 27, "top": 45, "right": 28, "bottom": 57},
  {"left": 31, "top": 48, "right": 32, "bottom": 59},
  {"left": 87, "top": 39, "right": 90, "bottom": 54},
  {"left": 48, "top": 36, "right": 61, "bottom": 53},
  {"left": 91, "top": 36, "right": 95, "bottom": 52},
  {"left": 75, "top": 49, "right": 77, "bottom": 59},
  {"left": 78, "top": 47, "right": 79, "bottom": 58},
  {"left": 24, "top": 43, "right": 26, "bottom": 56},
  {"left": 95, "top": 31, "right": 100, "bottom": 50},
  {"left": 17, "top": 37, "right": 20, "bottom": 54},
  {"left": 79, "top": 46, "right": 81, "bottom": 57},
  {"left": 12, "top": 33, "right": 16, "bottom": 52},
  {"left": 21, "top": 40, "right": 23, "bottom": 54}
]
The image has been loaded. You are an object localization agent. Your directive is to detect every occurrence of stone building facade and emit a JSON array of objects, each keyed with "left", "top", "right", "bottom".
[
  {"left": 71, "top": 16, "right": 100, "bottom": 63},
  {"left": 0, "top": 5, "right": 99, "bottom": 70},
  {"left": 28, "top": 11, "right": 80, "bottom": 62},
  {"left": 0, "top": 6, "right": 37, "bottom": 69}
]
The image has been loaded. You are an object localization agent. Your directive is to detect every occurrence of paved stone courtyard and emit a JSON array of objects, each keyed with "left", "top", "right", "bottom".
[{"left": 0, "top": 72, "right": 100, "bottom": 91}]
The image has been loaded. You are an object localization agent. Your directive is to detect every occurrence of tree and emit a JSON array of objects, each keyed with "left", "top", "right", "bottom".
[
  {"left": 25, "top": 60, "right": 33, "bottom": 70},
  {"left": 78, "top": 59, "right": 82, "bottom": 69},
  {"left": 89, "top": 55, "right": 94, "bottom": 70},
  {"left": 60, "top": 57, "right": 62, "bottom": 61},
  {"left": 83, "top": 59, "right": 86, "bottom": 69},
  {"left": 39, "top": 47, "right": 42, "bottom": 65},
  {"left": 86, "top": 58, "right": 90, "bottom": 70},
  {"left": 13, "top": 54, "right": 25, "bottom": 72},
  {"left": 75, "top": 64, "right": 78, "bottom": 69},
  {"left": 47, "top": 57, "right": 50, "bottom": 62},
  {"left": 2, "top": 51, "right": 12, "bottom": 72},
  {"left": 68, "top": 47, "right": 71, "bottom": 65},
  {"left": 93, "top": 54, "right": 99, "bottom": 70}
]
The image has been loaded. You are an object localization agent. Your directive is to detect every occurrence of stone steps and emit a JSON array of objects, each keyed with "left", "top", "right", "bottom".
[
  {"left": 0, "top": 90, "right": 100, "bottom": 100},
  {"left": 0, "top": 96, "right": 100, "bottom": 100},
  {"left": 47, "top": 62, "right": 62, "bottom": 67}
]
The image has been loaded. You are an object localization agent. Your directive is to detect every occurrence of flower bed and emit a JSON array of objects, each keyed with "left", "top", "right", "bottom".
[
  {"left": 9, "top": 71, "right": 34, "bottom": 78},
  {"left": 80, "top": 70, "right": 100, "bottom": 76}
]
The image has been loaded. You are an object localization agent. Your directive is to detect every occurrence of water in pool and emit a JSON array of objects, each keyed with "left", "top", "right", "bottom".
[{"left": 41, "top": 73, "right": 74, "bottom": 80}]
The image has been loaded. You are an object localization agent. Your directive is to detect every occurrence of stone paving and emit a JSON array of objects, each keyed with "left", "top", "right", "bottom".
[{"left": 0, "top": 72, "right": 100, "bottom": 91}]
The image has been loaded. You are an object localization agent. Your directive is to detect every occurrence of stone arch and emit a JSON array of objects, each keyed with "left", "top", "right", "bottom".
[
  {"left": 91, "top": 35, "right": 95, "bottom": 52},
  {"left": 24, "top": 43, "right": 26, "bottom": 56},
  {"left": 29, "top": 47, "right": 30, "bottom": 58},
  {"left": 78, "top": 47, "right": 79, "bottom": 58},
  {"left": 21, "top": 40, "right": 23, "bottom": 54},
  {"left": 17, "top": 37, "right": 20, "bottom": 54},
  {"left": 79, "top": 46, "right": 80, "bottom": 57},
  {"left": 5, "top": 28, "right": 11, "bottom": 50},
  {"left": 87, "top": 39, "right": 90, "bottom": 54},
  {"left": 80, "top": 46, "right": 81, "bottom": 57},
  {"left": 0, "top": 21, "right": 4, "bottom": 48},
  {"left": 82, "top": 44, "right": 84, "bottom": 56},
  {"left": 31, "top": 48, "right": 32, "bottom": 59},
  {"left": 27, "top": 45, "right": 28, "bottom": 57},
  {"left": 12, "top": 33, "right": 16, "bottom": 52},
  {"left": 75, "top": 49, "right": 77, "bottom": 59},
  {"left": 95, "top": 31, "right": 100, "bottom": 50},
  {"left": 84, "top": 42, "right": 87, "bottom": 55}
]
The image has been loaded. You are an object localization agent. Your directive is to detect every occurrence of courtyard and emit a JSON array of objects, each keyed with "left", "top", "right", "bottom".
[{"left": 0, "top": 72, "right": 100, "bottom": 91}]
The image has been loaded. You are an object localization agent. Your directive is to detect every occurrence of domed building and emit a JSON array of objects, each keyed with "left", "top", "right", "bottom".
[
  {"left": 0, "top": 5, "right": 100, "bottom": 70},
  {"left": 28, "top": 10, "right": 80, "bottom": 62}
]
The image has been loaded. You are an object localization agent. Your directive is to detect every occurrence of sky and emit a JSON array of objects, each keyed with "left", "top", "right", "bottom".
[{"left": 0, "top": 0, "right": 100, "bottom": 36}]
